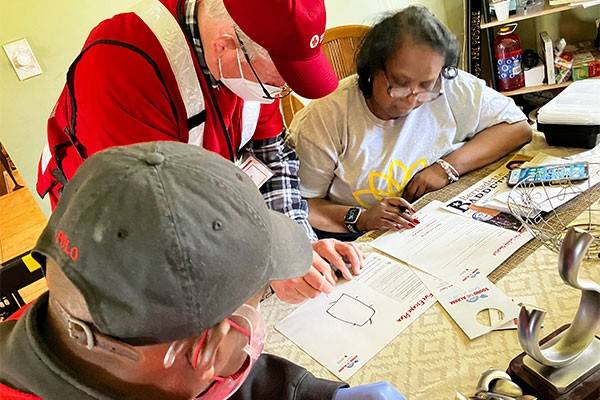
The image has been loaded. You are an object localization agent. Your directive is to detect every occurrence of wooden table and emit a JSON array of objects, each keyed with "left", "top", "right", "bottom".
[{"left": 261, "top": 134, "right": 600, "bottom": 399}]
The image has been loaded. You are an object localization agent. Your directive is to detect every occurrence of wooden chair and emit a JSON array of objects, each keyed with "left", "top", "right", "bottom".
[
  {"left": 281, "top": 93, "right": 306, "bottom": 129},
  {"left": 281, "top": 24, "right": 371, "bottom": 128},
  {"left": 322, "top": 24, "right": 371, "bottom": 81}
]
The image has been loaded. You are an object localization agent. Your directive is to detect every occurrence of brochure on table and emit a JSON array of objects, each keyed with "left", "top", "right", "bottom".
[
  {"left": 443, "top": 154, "right": 533, "bottom": 230},
  {"left": 276, "top": 253, "right": 435, "bottom": 380},
  {"left": 412, "top": 270, "right": 520, "bottom": 340}
]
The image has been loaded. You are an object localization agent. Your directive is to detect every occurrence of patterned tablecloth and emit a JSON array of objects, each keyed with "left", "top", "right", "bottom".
[{"left": 261, "top": 134, "right": 600, "bottom": 399}]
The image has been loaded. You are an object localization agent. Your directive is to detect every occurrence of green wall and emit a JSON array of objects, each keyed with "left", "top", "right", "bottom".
[
  {"left": 0, "top": 1, "right": 137, "bottom": 215},
  {"left": 325, "top": 0, "right": 450, "bottom": 27},
  {"left": 325, "top": 1, "right": 465, "bottom": 67},
  {"left": 0, "top": 0, "right": 462, "bottom": 216},
  {"left": 533, "top": 8, "right": 600, "bottom": 48}
]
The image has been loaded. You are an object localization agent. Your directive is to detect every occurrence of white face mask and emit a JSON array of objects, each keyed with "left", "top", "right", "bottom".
[{"left": 218, "top": 50, "right": 280, "bottom": 104}]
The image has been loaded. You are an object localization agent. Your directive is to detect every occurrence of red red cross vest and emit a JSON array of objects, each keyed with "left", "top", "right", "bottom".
[{"left": 36, "top": 0, "right": 283, "bottom": 209}]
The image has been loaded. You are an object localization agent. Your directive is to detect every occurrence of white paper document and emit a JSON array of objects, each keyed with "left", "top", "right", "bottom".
[
  {"left": 276, "top": 253, "right": 435, "bottom": 380},
  {"left": 371, "top": 201, "right": 533, "bottom": 287},
  {"left": 414, "top": 271, "right": 520, "bottom": 339}
]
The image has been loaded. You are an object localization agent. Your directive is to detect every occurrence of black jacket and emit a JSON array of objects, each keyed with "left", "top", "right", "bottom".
[{"left": 0, "top": 293, "right": 346, "bottom": 399}]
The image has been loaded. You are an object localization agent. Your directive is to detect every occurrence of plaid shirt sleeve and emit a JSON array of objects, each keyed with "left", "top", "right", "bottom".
[{"left": 249, "top": 131, "right": 318, "bottom": 242}]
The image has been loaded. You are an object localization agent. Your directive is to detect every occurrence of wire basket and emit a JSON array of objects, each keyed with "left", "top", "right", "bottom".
[{"left": 507, "top": 163, "right": 600, "bottom": 260}]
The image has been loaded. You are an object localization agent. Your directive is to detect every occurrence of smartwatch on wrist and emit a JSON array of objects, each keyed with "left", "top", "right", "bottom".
[{"left": 344, "top": 207, "right": 364, "bottom": 234}]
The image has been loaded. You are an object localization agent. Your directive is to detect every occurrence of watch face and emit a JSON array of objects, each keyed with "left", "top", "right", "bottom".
[{"left": 345, "top": 207, "right": 361, "bottom": 224}]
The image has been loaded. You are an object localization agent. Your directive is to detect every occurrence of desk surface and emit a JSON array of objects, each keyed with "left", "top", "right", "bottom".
[
  {"left": 261, "top": 134, "right": 600, "bottom": 399},
  {"left": 0, "top": 187, "right": 46, "bottom": 264}
]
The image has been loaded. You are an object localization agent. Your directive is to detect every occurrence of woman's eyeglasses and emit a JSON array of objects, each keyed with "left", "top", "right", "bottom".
[{"left": 383, "top": 69, "right": 443, "bottom": 103}]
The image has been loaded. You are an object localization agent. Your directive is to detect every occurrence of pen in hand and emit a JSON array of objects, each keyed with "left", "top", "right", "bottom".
[
  {"left": 329, "top": 261, "right": 354, "bottom": 281},
  {"left": 357, "top": 197, "right": 419, "bottom": 231},
  {"left": 395, "top": 203, "right": 420, "bottom": 228}
]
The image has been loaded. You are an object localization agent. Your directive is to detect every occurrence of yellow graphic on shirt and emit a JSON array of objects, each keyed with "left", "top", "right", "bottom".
[{"left": 352, "top": 159, "right": 428, "bottom": 208}]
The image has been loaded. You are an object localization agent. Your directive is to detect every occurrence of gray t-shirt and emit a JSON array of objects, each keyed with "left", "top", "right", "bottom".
[{"left": 289, "top": 71, "right": 526, "bottom": 208}]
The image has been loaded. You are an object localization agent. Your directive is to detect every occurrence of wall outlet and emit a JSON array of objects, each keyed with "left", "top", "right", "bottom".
[{"left": 2, "top": 38, "right": 42, "bottom": 81}]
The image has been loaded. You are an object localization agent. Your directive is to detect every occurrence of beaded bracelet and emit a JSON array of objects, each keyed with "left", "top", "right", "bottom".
[{"left": 435, "top": 159, "right": 460, "bottom": 183}]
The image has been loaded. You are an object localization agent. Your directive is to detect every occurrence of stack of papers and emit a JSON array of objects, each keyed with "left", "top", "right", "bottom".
[
  {"left": 277, "top": 201, "right": 532, "bottom": 379},
  {"left": 370, "top": 201, "right": 532, "bottom": 289},
  {"left": 443, "top": 151, "right": 600, "bottom": 221},
  {"left": 371, "top": 201, "right": 531, "bottom": 339}
]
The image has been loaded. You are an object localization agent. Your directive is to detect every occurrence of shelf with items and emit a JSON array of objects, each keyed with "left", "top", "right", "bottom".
[
  {"left": 500, "top": 80, "right": 572, "bottom": 95},
  {"left": 466, "top": 0, "right": 600, "bottom": 94},
  {"left": 500, "top": 75, "right": 599, "bottom": 96},
  {"left": 480, "top": 2, "right": 599, "bottom": 29}
]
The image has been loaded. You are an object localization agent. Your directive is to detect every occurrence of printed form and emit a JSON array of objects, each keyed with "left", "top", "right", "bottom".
[
  {"left": 371, "top": 201, "right": 532, "bottom": 287},
  {"left": 276, "top": 252, "right": 435, "bottom": 380}
]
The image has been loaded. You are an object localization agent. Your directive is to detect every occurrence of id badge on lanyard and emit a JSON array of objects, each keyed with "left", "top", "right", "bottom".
[{"left": 237, "top": 155, "right": 274, "bottom": 188}]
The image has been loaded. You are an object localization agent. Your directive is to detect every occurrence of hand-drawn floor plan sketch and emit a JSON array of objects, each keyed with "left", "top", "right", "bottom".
[{"left": 326, "top": 293, "right": 375, "bottom": 327}]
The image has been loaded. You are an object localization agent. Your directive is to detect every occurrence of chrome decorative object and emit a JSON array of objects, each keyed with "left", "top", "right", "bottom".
[
  {"left": 517, "top": 227, "right": 600, "bottom": 391},
  {"left": 477, "top": 369, "right": 514, "bottom": 393},
  {"left": 457, "top": 369, "right": 537, "bottom": 400}
]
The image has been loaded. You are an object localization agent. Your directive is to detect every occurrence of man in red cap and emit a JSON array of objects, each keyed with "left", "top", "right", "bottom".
[{"left": 36, "top": 0, "right": 362, "bottom": 303}]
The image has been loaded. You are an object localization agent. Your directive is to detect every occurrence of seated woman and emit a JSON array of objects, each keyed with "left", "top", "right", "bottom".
[{"left": 289, "top": 6, "right": 532, "bottom": 241}]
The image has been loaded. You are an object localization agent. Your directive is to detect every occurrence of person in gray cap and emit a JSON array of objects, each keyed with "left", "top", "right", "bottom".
[{"left": 0, "top": 142, "right": 405, "bottom": 400}]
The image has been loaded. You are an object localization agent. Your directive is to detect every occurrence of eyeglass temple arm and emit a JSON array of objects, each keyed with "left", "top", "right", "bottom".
[{"left": 234, "top": 30, "right": 274, "bottom": 100}]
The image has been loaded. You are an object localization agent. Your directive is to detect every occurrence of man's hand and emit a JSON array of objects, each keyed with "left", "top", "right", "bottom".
[
  {"left": 313, "top": 239, "right": 364, "bottom": 278},
  {"left": 356, "top": 197, "right": 418, "bottom": 232},
  {"left": 271, "top": 239, "right": 364, "bottom": 304},
  {"left": 403, "top": 163, "right": 450, "bottom": 202}
]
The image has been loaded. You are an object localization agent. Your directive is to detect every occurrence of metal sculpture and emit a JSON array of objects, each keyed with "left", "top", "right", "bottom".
[{"left": 517, "top": 227, "right": 600, "bottom": 393}]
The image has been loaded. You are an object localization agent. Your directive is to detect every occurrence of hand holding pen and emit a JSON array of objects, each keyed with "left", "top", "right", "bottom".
[{"left": 355, "top": 197, "right": 420, "bottom": 232}]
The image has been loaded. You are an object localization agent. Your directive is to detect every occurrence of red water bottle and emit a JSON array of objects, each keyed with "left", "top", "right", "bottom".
[{"left": 494, "top": 24, "right": 525, "bottom": 91}]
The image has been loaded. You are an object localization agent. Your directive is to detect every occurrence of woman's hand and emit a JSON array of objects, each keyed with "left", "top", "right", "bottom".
[
  {"left": 356, "top": 197, "right": 419, "bottom": 232},
  {"left": 403, "top": 163, "right": 450, "bottom": 202}
]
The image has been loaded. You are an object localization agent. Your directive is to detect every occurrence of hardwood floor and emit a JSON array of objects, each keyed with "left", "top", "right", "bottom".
[{"left": 0, "top": 186, "right": 47, "bottom": 263}]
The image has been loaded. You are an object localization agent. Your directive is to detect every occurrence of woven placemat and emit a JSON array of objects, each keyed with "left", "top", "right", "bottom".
[{"left": 360, "top": 154, "right": 600, "bottom": 283}]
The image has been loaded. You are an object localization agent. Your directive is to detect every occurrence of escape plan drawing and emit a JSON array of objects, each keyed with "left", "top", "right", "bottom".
[
  {"left": 276, "top": 253, "right": 436, "bottom": 380},
  {"left": 326, "top": 293, "right": 375, "bottom": 326}
]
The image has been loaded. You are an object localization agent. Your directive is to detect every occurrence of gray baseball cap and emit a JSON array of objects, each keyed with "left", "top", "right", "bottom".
[{"left": 34, "top": 141, "right": 312, "bottom": 345}]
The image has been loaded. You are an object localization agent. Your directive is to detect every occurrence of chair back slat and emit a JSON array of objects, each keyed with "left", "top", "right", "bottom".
[
  {"left": 322, "top": 25, "right": 371, "bottom": 80},
  {"left": 281, "top": 25, "right": 371, "bottom": 127},
  {"left": 281, "top": 94, "right": 306, "bottom": 129}
]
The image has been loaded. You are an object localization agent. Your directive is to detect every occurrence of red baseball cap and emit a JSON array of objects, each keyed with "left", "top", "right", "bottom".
[{"left": 224, "top": 0, "right": 338, "bottom": 99}]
